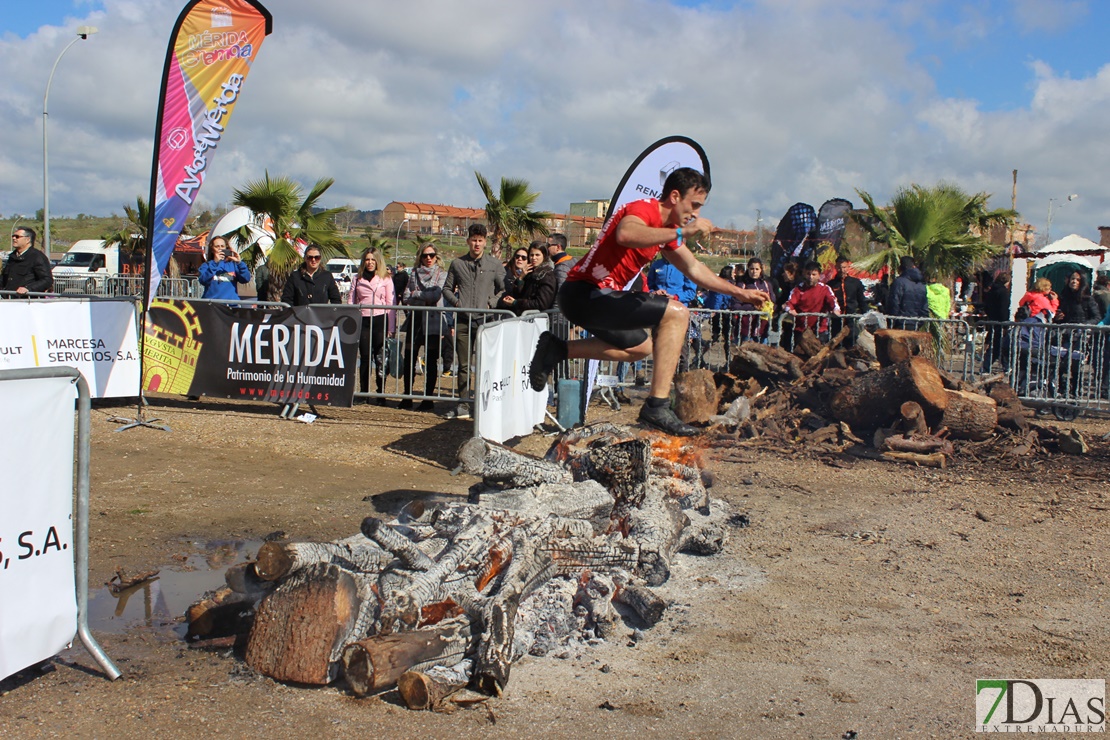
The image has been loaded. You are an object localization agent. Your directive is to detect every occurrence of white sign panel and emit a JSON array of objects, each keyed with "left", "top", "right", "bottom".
[
  {"left": 0, "top": 376, "right": 77, "bottom": 680},
  {"left": 606, "top": 136, "right": 709, "bottom": 219},
  {"left": 475, "top": 316, "right": 549, "bottom": 443},
  {"left": 0, "top": 301, "right": 141, "bottom": 398}
]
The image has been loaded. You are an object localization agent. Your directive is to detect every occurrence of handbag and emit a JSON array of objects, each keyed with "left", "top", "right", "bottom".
[{"left": 385, "top": 337, "right": 407, "bottom": 378}]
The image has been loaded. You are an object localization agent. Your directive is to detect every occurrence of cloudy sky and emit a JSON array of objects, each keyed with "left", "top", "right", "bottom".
[{"left": 1, "top": 0, "right": 1106, "bottom": 241}]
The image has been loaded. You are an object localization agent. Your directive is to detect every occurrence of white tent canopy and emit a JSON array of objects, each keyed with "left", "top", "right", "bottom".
[
  {"left": 1010, "top": 234, "right": 1109, "bottom": 318},
  {"left": 210, "top": 206, "right": 275, "bottom": 256}
]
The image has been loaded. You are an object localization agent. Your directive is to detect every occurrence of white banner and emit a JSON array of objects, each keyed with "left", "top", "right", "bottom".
[
  {"left": 0, "top": 375, "right": 78, "bottom": 680},
  {"left": 0, "top": 300, "right": 141, "bottom": 398},
  {"left": 475, "top": 315, "right": 549, "bottom": 443},
  {"left": 605, "top": 135, "right": 710, "bottom": 220}
]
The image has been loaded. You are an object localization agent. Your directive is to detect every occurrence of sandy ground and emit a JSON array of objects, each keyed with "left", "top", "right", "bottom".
[{"left": 1, "top": 392, "right": 1107, "bottom": 739}]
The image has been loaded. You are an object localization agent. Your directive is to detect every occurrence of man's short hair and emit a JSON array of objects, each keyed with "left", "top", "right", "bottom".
[
  {"left": 661, "top": 167, "right": 711, "bottom": 202},
  {"left": 835, "top": 253, "right": 850, "bottom": 265},
  {"left": 15, "top": 227, "right": 36, "bottom": 247},
  {"left": 803, "top": 261, "right": 821, "bottom": 274},
  {"left": 899, "top": 255, "right": 916, "bottom": 273},
  {"left": 547, "top": 233, "right": 567, "bottom": 250},
  {"left": 467, "top": 224, "right": 487, "bottom": 239}
]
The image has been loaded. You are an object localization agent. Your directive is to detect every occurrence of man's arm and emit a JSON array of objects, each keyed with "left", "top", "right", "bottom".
[
  {"left": 615, "top": 214, "right": 714, "bottom": 250},
  {"left": 662, "top": 245, "right": 768, "bottom": 305},
  {"left": 28, "top": 252, "right": 53, "bottom": 293},
  {"left": 854, "top": 279, "right": 869, "bottom": 312},
  {"left": 441, "top": 262, "right": 459, "bottom": 307},
  {"left": 491, "top": 259, "right": 505, "bottom": 306}
]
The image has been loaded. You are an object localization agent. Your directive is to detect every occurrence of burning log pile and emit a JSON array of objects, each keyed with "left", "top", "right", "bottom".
[
  {"left": 186, "top": 424, "right": 733, "bottom": 708},
  {"left": 683, "top": 327, "right": 1085, "bottom": 466}
]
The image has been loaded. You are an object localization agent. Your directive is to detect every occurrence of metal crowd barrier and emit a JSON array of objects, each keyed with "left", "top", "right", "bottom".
[
  {"left": 343, "top": 304, "right": 516, "bottom": 409},
  {"left": 48, "top": 275, "right": 200, "bottom": 299},
  {"left": 0, "top": 367, "right": 122, "bottom": 680},
  {"left": 966, "top": 320, "right": 1110, "bottom": 419}
]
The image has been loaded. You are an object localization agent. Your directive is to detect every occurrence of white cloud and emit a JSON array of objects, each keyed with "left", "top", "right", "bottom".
[{"left": 0, "top": 0, "right": 1106, "bottom": 243}]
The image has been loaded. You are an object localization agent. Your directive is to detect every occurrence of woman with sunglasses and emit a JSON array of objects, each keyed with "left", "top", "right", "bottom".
[
  {"left": 281, "top": 245, "right": 342, "bottom": 306},
  {"left": 399, "top": 245, "right": 448, "bottom": 411},
  {"left": 199, "top": 236, "right": 251, "bottom": 301},
  {"left": 349, "top": 247, "right": 396, "bottom": 404},
  {"left": 503, "top": 247, "right": 531, "bottom": 296},
  {"left": 498, "top": 240, "right": 556, "bottom": 315}
]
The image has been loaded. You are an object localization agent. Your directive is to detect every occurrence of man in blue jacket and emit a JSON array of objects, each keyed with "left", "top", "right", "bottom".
[{"left": 647, "top": 256, "right": 697, "bottom": 305}]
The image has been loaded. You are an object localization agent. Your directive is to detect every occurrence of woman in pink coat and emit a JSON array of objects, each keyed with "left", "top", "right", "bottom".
[{"left": 349, "top": 247, "right": 396, "bottom": 403}]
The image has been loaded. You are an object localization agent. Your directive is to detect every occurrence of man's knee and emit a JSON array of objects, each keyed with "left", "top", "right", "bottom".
[{"left": 661, "top": 300, "right": 689, "bottom": 323}]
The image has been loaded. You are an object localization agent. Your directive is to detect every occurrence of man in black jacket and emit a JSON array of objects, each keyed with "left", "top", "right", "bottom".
[
  {"left": 2, "top": 227, "right": 53, "bottom": 296},
  {"left": 281, "top": 244, "right": 341, "bottom": 305},
  {"left": 826, "top": 254, "right": 868, "bottom": 346}
]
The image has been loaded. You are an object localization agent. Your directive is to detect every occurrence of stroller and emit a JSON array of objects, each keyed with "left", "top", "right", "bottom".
[{"left": 1011, "top": 315, "right": 1087, "bottom": 420}]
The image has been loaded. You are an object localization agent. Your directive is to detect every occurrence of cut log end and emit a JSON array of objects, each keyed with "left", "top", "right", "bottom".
[{"left": 254, "top": 541, "right": 294, "bottom": 581}]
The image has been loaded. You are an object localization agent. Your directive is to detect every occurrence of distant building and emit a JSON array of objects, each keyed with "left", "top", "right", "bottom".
[{"left": 382, "top": 202, "right": 487, "bottom": 235}]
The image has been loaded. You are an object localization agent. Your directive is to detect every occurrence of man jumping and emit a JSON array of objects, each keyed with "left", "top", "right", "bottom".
[{"left": 528, "top": 168, "right": 769, "bottom": 436}]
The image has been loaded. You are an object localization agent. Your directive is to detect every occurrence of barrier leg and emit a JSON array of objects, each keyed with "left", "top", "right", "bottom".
[{"left": 74, "top": 375, "right": 122, "bottom": 679}]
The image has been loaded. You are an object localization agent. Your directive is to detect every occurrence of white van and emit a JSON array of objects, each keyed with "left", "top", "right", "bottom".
[
  {"left": 53, "top": 239, "right": 119, "bottom": 276},
  {"left": 326, "top": 258, "right": 359, "bottom": 283},
  {"left": 51, "top": 240, "right": 134, "bottom": 292}
]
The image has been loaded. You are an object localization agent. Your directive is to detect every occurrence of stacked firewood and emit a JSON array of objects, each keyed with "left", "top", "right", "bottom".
[
  {"left": 677, "top": 328, "right": 1075, "bottom": 467},
  {"left": 185, "top": 424, "right": 731, "bottom": 708}
]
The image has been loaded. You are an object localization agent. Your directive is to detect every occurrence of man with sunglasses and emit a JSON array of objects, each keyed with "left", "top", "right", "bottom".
[
  {"left": 2, "top": 227, "right": 53, "bottom": 296},
  {"left": 442, "top": 223, "right": 505, "bottom": 420},
  {"left": 281, "top": 245, "right": 341, "bottom": 305},
  {"left": 545, "top": 233, "right": 576, "bottom": 292}
]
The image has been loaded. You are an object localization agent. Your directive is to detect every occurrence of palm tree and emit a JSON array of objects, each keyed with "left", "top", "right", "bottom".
[
  {"left": 853, "top": 183, "right": 1016, "bottom": 281},
  {"left": 231, "top": 172, "right": 353, "bottom": 301},
  {"left": 474, "top": 172, "right": 552, "bottom": 252},
  {"left": 854, "top": 183, "right": 1016, "bottom": 355},
  {"left": 101, "top": 196, "right": 150, "bottom": 276}
]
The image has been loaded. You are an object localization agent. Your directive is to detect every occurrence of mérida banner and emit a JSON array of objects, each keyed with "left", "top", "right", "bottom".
[{"left": 143, "top": 300, "right": 360, "bottom": 405}]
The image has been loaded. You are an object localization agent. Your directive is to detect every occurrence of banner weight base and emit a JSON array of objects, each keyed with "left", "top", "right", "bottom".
[{"left": 108, "top": 414, "right": 170, "bottom": 433}]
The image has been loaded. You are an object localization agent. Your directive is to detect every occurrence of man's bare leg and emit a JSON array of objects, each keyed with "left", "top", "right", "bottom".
[
  {"left": 646, "top": 300, "right": 689, "bottom": 399},
  {"left": 566, "top": 336, "right": 652, "bottom": 363}
]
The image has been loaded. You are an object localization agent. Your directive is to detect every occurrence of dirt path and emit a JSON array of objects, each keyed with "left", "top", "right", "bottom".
[{"left": 1, "top": 394, "right": 1107, "bottom": 738}]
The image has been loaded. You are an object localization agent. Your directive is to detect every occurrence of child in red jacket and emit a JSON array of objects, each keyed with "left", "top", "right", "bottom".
[
  {"left": 784, "top": 261, "right": 841, "bottom": 342},
  {"left": 1017, "top": 277, "right": 1058, "bottom": 320}
]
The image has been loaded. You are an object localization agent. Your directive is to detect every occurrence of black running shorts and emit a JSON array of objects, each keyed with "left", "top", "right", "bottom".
[{"left": 557, "top": 280, "right": 671, "bottom": 350}]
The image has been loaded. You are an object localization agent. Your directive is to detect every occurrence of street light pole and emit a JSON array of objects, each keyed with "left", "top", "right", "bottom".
[
  {"left": 394, "top": 218, "right": 409, "bottom": 267},
  {"left": 1045, "top": 193, "right": 1079, "bottom": 244},
  {"left": 43, "top": 25, "right": 97, "bottom": 256}
]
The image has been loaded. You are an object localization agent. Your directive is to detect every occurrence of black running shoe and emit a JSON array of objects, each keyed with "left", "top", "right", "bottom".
[
  {"left": 638, "top": 403, "right": 700, "bottom": 437},
  {"left": 528, "top": 331, "right": 567, "bottom": 392}
]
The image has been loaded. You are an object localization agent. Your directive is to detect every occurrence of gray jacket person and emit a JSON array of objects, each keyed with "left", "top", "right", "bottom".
[{"left": 441, "top": 223, "right": 505, "bottom": 419}]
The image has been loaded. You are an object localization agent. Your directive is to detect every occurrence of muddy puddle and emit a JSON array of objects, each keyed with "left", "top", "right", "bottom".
[{"left": 87, "top": 538, "right": 261, "bottom": 636}]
